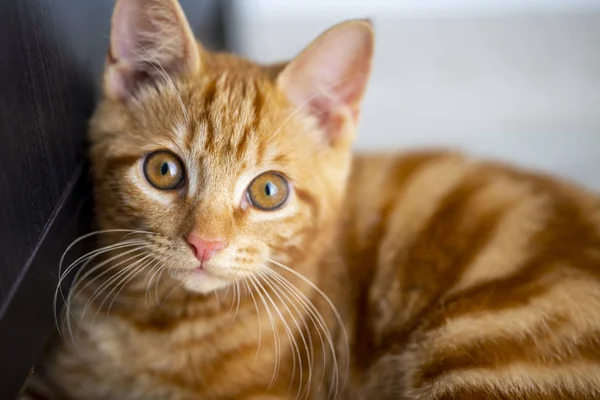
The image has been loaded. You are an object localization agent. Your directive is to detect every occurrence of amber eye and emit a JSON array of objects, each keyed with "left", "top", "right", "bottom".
[
  {"left": 143, "top": 151, "right": 185, "bottom": 190},
  {"left": 247, "top": 171, "right": 290, "bottom": 210}
]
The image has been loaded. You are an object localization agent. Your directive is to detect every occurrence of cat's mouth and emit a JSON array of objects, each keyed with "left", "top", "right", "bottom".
[
  {"left": 194, "top": 265, "right": 217, "bottom": 278},
  {"left": 193, "top": 267, "right": 222, "bottom": 281}
]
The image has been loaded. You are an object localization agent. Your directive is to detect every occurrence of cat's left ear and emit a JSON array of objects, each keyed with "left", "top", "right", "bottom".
[
  {"left": 104, "top": 0, "right": 201, "bottom": 101},
  {"left": 276, "top": 20, "right": 374, "bottom": 144}
]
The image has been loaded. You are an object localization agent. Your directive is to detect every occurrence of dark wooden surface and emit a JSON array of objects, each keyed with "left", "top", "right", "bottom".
[{"left": 0, "top": 0, "right": 227, "bottom": 397}]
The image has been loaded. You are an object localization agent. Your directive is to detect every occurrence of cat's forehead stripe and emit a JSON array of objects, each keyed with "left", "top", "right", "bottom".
[{"left": 184, "top": 75, "right": 269, "bottom": 167}]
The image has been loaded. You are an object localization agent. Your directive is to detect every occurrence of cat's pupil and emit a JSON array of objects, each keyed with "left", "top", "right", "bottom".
[
  {"left": 161, "top": 162, "right": 170, "bottom": 176},
  {"left": 265, "top": 182, "right": 277, "bottom": 197}
]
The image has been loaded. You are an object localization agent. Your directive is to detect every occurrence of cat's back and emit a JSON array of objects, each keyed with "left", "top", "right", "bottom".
[
  {"left": 342, "top": 150, "right": 600, "bottom": 399},
  {"left": 346, "top": 150, "right": 600, "bottom": 240}
]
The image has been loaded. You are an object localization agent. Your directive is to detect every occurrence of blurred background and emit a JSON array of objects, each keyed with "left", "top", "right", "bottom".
[{"left": 226, "top": 0, "right": 600, "bottom": 190}]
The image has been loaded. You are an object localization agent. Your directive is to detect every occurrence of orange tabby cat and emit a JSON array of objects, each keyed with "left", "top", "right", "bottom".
[{"left": 27, "top": 0, "right": 600, "bottom": 399}]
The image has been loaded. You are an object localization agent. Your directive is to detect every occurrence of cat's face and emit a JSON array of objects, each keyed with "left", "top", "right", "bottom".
[{"left": 89, "top": 0, "right": 373, "bottom": 294}]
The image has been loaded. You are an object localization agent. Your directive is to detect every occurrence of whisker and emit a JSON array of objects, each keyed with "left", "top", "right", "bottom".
[
  {"left": 59, "top": 240, "right": 147, "bottom": 293},
  {"left": 153, "top": 262, "right": 169, "bottom": 306},
  {"left": 262, "top": 267, "right": 332, "bottom": 396},
  {"left": 79, "top": 250, "right": 152, "bottom": 324},
  {"left": 233, "top": 279, "right": 242, "bottom": 322},
  {"left": 261, "top": 271, "right": 314, "bottom": 400},
  {"left": 55, "top": 228, "right": 158, "bottom": 329},
  {"left": 105, "top": 254, "right": 159, "bottom": 317},
  {"left": 214, "top": 287, "right": 222, "bottom": 312},
  {"left": 69, "top": 246, "right": 148, "bottom": 303},
  {"left": 249, "top": 276, "right": 281, "bottom": 389},
  {"left": 229, "top": 280, "right": 238, "bottom": 314},
  {"left": 145, "top": 253, "right": 171, "bottom": 307},
  {"left": 55, "top": 240, "right": 148, "bottom": 333},
  {"left": 64, "top": 246, "right": 149, "bottom": 341},
  {"left": 158, "top": 256, "right": 182, "bottom": 306},
  {"left": 254, "top": 274, "right": 303, "bottom": 396},
  {"left": 245, "top": 279, "right": 262, "bottom": 364},
  {"left": 162, "top": 277, "right": 185, "bottom": 305},
  {"left": 265, "top": 259, "right": 349, "bottom": 399},
  {"left": 91, "top": 252, "right": 157, "bottom": 324},
  {"left": 58, "top": 239, "right": 147, "bottom": 288}
]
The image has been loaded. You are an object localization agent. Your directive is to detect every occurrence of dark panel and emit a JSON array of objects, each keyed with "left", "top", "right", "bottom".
[
  {"left": 0, "top": 166, "right": 92, "bottom": 398},
  {"left": 0, "top": 0, "right": 94, "bottom": 306}
]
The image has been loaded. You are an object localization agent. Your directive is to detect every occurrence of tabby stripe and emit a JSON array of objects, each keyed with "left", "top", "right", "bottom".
[
  {"left": 419, "top": 327, "right": 600, "bottom": 386},
  {"left": 381, "top": 170, "right": 509, "bottom": 346},
  {"left": 202, "top": 78, "right": 219, "bottom": 154},
  {"left": 351, "top": 151, "right": 449, "bottom": 366},
  {"left": 424, "top": 190, "right": 599, "bottom": 331},
  {"left": 407, "top": 181, "right": 600, "bottom": 394},
  {"left": 428, "top": 364, "right": 600, "bottom": 400},
  {"left": 104, "top": 154, "right": 140, "bottom": 170}
]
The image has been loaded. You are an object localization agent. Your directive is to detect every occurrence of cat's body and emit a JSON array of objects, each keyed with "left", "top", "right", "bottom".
[
  {"left": 32, "top": 151, "right": 600, "bottom": 400},
  {"left": 27, "top": 0, "right": 600, "bottom": 399}
]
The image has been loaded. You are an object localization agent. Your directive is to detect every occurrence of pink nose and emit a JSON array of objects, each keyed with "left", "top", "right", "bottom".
[{"left": 186, "top": 233, "right": 227, "bottom": 262}]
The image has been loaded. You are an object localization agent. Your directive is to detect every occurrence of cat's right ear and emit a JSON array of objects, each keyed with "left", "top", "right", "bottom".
[{"left": 104, "top": 0, "right": 201, "bottom": 101}]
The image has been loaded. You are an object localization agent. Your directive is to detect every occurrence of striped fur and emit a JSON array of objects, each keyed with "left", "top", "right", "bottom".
[
  {"left": 341, "top": 152, "right": 600, "bottom": 399},
  {"left": 27, "top": 1, "right": 600, "bottom": 399}
]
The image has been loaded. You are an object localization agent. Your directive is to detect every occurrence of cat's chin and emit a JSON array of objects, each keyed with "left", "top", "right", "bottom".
[{"left": 174, "top": 268, "right": 231, "bottom": 294}]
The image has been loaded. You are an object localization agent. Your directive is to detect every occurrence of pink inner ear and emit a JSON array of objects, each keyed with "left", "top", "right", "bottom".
[
  {"left": 110, "top": 0, "right": 152, "bottom": 63},
  {"left": 277, "top": 20, "right": 374, "bottom": 140},
  {"left": 307, "top": 96, "right": 333, "bottom": 126},
  {"left": 106, "top": 62, "right": 152, "bottom": 102},
  {"left": 104, "top": 0, "right": 200, "bottom": 101}
]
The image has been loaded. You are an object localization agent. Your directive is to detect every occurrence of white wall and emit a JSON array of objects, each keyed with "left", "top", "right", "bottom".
[
  {"left": 232, "top": 0, "right": 600, "bottom": 17},
  {"left": 228, "top": 1, "right": 600, "bottom": 190}
]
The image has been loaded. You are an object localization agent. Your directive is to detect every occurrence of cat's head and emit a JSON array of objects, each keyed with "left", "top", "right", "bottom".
[{"left": 89, "top": 0, "right": 374, "bottom": 294}]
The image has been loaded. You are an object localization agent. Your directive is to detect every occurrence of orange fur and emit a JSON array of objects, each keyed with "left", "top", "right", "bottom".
[{"left": 27, "top": 1, "right": 600, "bottom": 399}]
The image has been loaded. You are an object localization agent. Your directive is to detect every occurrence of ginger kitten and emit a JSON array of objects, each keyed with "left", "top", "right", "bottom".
[{"left": 27, "top": 0, "right": 600, "bottom": 399}]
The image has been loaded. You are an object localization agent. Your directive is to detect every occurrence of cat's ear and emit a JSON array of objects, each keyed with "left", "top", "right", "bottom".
[
  {"left": 104, "top": 0, "right": 201, "bottom": 101},
  {"left": 276, "top": 20, "right": 374, "bottom": 144}
]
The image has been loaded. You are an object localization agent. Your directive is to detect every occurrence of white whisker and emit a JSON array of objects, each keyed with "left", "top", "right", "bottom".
[
  {"left": 104, "top": 256, "right": 157, "bottom": 318},
  {"left": 265, "top": 269, "right": 330, "bottom": 391},
  {"left": 265, "top": 259, "right": 349, "bottom": 399},
  {"left": 55, "top": 239, "right": 149, "bottom": 334},
  {"left": 229, "top": 280, "right": 238, "bottom": 314},
  {"left": 245, "top": 279, "right": 262, "bottom": 364},
  {"left": 249, "top": 275, "right": 281, "bottom": 389},
  {"left": 261, "top": 271, "right": 314, "bottom": 400},
  {"left": 65, "top": 246, "right": 149, "bottom": 341},
  {"left": 145, "top": 252, "right": 171, "bottom": 307},
  {"left": 159, "top": 256, "right": 182, "bottom": 306},
  {"left": 262, "top": 267, "right": 333, "bottom": 396},
  {"left": 55, "top": 228, "right": 158, "bottom": 333},
  {"left": 233, "top": 279, "right": 242, "bottom": 322},
  {"left": 85, "top": 251, "right": 155, "bottom": 324},
  {"left": 254, "top": 274, "right": 303, "bottom": 396}
]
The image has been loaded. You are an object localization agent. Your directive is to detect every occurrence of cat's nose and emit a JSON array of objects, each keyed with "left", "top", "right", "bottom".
[{"left": 186, "top": 233, "right": 227, "bottom": 262}]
